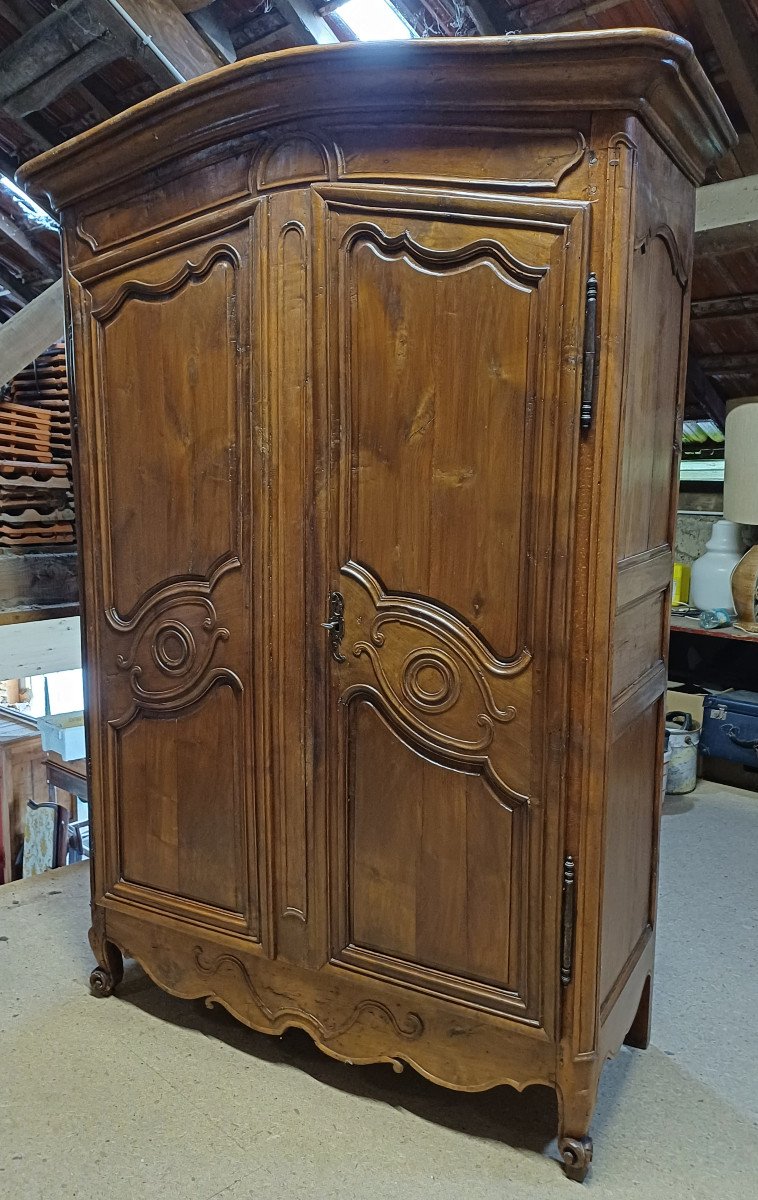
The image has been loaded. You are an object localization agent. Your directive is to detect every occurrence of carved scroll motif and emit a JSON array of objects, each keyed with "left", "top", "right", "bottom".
[
  {"left": 341, "top": 224, "right": 548, "bottom": 289},
  {"left": 340, "top": 562, "right": 531, "bottom": 803},
  {"left": 91, "top": 244, "right": 242, "bottom": 322},
  {"left": 108, "top": 555, "right": 242, "bottom": 727},
  {"left": 195, "top": 948, "right": 423, "bottom": 1045}
]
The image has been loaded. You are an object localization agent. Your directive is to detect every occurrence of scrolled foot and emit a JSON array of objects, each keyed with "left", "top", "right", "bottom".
[
  {"left": 88, "top": 927, "right": 123, "bottom": 998},
  {"left": 559, "top": 1135, "right": 593, "bottom": 1183},
  {"left": 90, "top": 965, "right": 119, "bottom": 997}
]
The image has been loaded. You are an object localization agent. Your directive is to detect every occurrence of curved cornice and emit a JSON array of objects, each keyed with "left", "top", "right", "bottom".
[{"left": 18, "top": 31, "right": 735, "bottom": 209}]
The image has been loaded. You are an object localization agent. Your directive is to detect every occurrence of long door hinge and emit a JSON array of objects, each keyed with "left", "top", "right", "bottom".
[
  {"left": 580, "top": 272, "right": 598, "bottom": 432},
  {"left": 561, "top": 855, "right": 576, "bottom": 986}
]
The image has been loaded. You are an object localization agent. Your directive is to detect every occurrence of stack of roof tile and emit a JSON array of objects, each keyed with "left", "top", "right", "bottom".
[{"left": 0, "top": 343, "right": 75, "bottom": 547}]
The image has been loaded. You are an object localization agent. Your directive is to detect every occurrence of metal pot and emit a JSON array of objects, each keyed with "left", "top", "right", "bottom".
[{"left": 665, "top": 711, "right": 700, "bottom": 794}]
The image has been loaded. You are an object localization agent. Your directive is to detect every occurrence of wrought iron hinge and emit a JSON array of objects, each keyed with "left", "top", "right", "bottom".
[
  {"left": 561, "top": 855, "right": 576, "bottom": 986},
  {"left": 580, "top": 272, "right": 598, "bottom": 432}
]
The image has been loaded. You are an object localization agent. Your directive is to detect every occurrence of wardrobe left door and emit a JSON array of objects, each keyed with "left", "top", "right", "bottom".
[{"left": 68, "top": 219, "right": 264, "bottom": 942}]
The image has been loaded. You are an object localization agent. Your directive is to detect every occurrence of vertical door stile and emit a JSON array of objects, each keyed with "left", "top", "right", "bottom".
[
  {"left": 252, "top": 194, "right": 275, "bottom": 957},
  {"left": 269, "top": 188, "right": 321, "bottom": 968}
]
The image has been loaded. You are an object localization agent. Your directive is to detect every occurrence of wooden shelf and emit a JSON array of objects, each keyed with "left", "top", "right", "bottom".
[{"left": 670, "top": 613, "right": 758, "bottom": 642}]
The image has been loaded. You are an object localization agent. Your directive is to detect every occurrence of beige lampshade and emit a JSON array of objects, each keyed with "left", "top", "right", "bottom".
[{"left": 724, "top": 397, "right": 758, "bottom": 525}]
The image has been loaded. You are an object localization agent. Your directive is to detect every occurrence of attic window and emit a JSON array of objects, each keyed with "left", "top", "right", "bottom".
[{"left": 335, "top": 0, "right": 415, "bottom": 40}]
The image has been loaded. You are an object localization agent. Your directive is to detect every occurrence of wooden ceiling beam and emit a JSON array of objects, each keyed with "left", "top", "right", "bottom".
[
  {"left": 463, "top": 1, "right": 499, "bottom": 34},
  {"left": 697, "top": 351, "right": 758, "bottom": 375},
  {"left": 502, "top": 0, "right": 619, "bottom": 31},
  {"left": 10, "top": 116, "right": 55, "bottom": 154},
  {"left": 691, "top": 292, "right": 758, "bottom": 320},
  {"left": 0, "top": 553, "right": 78, "bottom": 622},
  {"left": 686, "top": 356, "right": 727, "bottom": 428},
  {"left": 0, "top": 284, "right": 16, "bottom": 302},
  {"left": 0, "top": 270, "right": 29, "bottom": 309},
  {"left": 695, "top": 173, "right": 758, "bottom": 255},
  {"left": 458, "top": 0, "right": 513, "bottom": 31},
  {"left": 4, "top": 39, "right": 118, "bottom": 121},
  {"left": 0, "top": 0, "right": 113, "bottom": 116},
  {"left": 0, "top": 615, "right": 81, "bottom": 673},
  {"left": 92, "top": 0, "right": 227, "bottom": 85},
  {"left": 694, "top": 0, "right": 758, "bottom": 144},
  {"left": 0, "top": 210, "right": 58, "bottom": 277},
  {"left": 276, "top": 0, "right": 339, "bottom": 45},
  {"left": 0, "top": 0, "right": 114, "bottom": 129},
  {"left": 0, "top": 0, "right": 229, "bottom": 130},
  {"left": 187, "top": 0, "right": 237, "bottom": 63},
  {"left": 0, "top": 279, "right": 63, "bottom": 388}
]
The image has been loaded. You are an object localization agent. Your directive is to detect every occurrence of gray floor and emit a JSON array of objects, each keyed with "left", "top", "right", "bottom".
[{"left": 1, "top": 779, "right": 757, "bottom": 1200}]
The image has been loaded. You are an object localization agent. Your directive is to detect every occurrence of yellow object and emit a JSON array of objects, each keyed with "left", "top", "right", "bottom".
[{"left": 672, "top": 562, "right": 690, "bottom": 606}]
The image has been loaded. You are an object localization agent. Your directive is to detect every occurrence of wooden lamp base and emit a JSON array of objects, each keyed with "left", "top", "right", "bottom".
[{"left": 732, "top": 545, "right": 758, "bottom": 633}]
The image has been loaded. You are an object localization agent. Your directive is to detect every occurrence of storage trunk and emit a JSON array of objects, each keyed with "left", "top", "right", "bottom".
[{"left": 701, "top": 691, "right": 758, "bottom": 768}]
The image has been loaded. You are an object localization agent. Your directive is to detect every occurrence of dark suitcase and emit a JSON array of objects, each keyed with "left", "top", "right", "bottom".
[{"left": 701, "top": 691, "right": 758, "bottom": 768}]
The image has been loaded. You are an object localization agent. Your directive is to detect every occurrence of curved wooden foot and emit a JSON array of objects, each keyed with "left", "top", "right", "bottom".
[
  {"left": 624, "top": 973, "right": 653, "bottom": 1050},
  {"left": 559, "top": 1134, "right": 593, "bottom": 1183},
  {"left": 88, "top": 922, "right": 123, "bottom": 997},
  {"left": 556, "top": 1065, "right": 598, "bottom": 1183}
]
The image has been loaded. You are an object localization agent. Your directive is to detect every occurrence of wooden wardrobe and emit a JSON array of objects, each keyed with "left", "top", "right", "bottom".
[{"left": 21, "top": 32, "right": 732, "bottom": 1180}]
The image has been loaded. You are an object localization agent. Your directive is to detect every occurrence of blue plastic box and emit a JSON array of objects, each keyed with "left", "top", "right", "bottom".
[{"left": 701, "top": 691, "right": 758, "bottom": 768}]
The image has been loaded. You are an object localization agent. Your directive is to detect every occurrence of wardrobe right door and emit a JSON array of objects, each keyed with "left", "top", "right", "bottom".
[{"left": 314, "top": 184, "right": 589, "bottom": 1038}]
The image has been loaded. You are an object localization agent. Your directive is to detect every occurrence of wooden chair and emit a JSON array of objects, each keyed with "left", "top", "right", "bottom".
[{"left": 21, "top": 798, "right": 69, "bottom": 877}]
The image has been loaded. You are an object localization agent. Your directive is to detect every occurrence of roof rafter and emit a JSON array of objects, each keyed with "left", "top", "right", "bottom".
[
  {"left": 92, "top": 0, "right": 227, "bottom": 85},
  {"left": 0, "top": 0, "right": 228, "bottom": 130},
  {"left": 697, "top": 351, "right": 758, "bottom": 375},
  {"left": 694, "top": 0, "right": 758, "bottom": 145},
  {"left": 691, "top": 292, "right": 758, "bottom": 320},
  {"left": 686, "top": 357, "right": 727, "bottom": 429},
  {"left": 0, "top": 263, "right": 35, "bottom": 307},
  {"left": 0, "top": 0, "right": 113, "bottom": 117},
  {"left": 0, "top": 209, "right": 58, "bottom": 277},
  {"left": 275, "top": 0, "right": 339, "bottom": 45}
]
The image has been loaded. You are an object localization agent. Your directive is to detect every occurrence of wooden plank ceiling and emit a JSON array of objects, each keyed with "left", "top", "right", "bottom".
[{"left": 1, "top": 0, "right": 756, "bottom": 417}]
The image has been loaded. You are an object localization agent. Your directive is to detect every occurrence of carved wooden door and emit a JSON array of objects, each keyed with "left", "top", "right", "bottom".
[
  {"left": 71, "top": 220, "right": 262, "bottom": 941},
  {"left": 315, "top": 186, "right": 589, "bottom": 1034}
]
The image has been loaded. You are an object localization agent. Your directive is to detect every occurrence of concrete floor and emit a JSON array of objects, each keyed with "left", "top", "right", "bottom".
[{"left": 1, "top": 779, "right": 757, "bottom": 1200}]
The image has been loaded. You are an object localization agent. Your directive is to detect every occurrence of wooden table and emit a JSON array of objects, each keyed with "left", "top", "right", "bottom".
[{"left": 45, "top": 755, "right": 88, "bottom": 813}]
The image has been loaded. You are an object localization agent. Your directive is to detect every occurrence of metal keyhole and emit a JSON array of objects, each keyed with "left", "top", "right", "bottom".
[{"left": 322, "top": 591, "right": 346, "bottom": 663}]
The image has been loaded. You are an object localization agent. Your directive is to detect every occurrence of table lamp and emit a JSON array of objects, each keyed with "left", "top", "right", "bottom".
[{"left": 724, "top": 396, "right": 758, "bottom": 632}]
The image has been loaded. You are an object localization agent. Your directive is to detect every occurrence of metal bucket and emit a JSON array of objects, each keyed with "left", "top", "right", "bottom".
[
  {"left": 665, "top": 711, "right": 700, "bottom": 794},
  {"left": 662, "top": 742, "right": 672, "bottom": 796}
]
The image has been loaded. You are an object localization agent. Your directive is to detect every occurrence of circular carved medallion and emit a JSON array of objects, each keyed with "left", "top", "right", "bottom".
[
  {"left": 402, "top": 649, "right": 461, "bottom": 712},
  {"left": 151, "top": 622, "right": 196, "bottom": 675}
]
